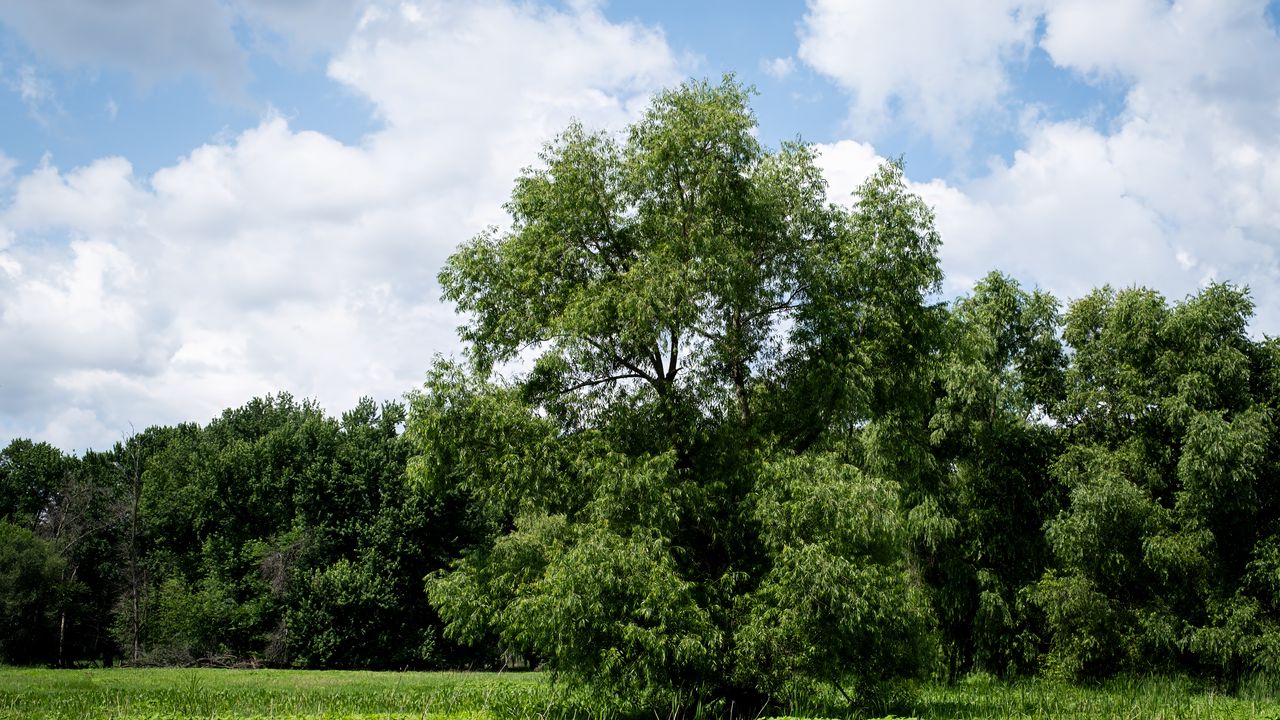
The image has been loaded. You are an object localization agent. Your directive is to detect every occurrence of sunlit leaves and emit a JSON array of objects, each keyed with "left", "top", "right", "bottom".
[
  {"left": 416, "top": 76, "right": 944, "bottom": 714},
  {"left": 1034, "top": 281, "right": 1279, "bottom": 679},
  {"left": 736, "top": 454, "right": 931, "bottom": 706}
]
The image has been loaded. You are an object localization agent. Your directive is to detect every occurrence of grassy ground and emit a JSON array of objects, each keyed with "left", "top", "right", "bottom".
[
  {"left": 1, "top": 667, "right": 1276, "bottom": 719},
  {"left": 0, "top": 668, "right": 544, "bottom": 720},
  {"left": 915, "top": 674, "right": 1278, "bottom": 720}
]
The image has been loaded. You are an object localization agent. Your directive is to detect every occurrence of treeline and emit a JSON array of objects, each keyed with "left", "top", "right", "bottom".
[
  {"left": 0, "top": 396, "right": 489, "bottom": 669},
  {"left": 405, "top": 77, "right": 1280, "bottom": 715},
  {"left": 2, "top": 76, "right": 1278, "bottom": 715},
  {"left": 2, "top": 273, "right": 1277, "bottom": 688}
]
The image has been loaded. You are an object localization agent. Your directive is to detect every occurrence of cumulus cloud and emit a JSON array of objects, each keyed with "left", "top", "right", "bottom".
[
  {"left": 813, "top": 0, "right": 1280, "bottom": 331},
  {"left": 0, "top": 0, "right": 682, "bottom": 451},
  {"left": 330, "top": 2, "right": 676, "bottom": 136},
  {"left": 798, "top": 0, "right": 1037, "bottom": 142},
  {"left": 812, "top": 139, "right": 884, "bottom": 203}
]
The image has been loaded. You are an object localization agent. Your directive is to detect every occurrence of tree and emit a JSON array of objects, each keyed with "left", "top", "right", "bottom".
[
  {"left": 926, "top": 271, "right": 1065, "bottom": 677},
  {"left": 0, "top": 521, "right": 66, "bottom": 664},
  {"left": 0, "top": 440, "right": 123, "bottom": 667},
  {"left": 0, "top": 439, "right": 73, "bottom": 529},
  {"left": 117, "top": 430, "right": 148, "bottom": 664},
  {"left": 289, "top": 397, "right": 484, "bottom": 670},
  {"left": 1033, "top": 283, "right": 1280, "bottom": 680},
  {"left": 40, "top": 454, "right": 121, "bottom": 667},
  {"left": 412, "top": 77, "right": 941, "bottom": 716},
  {"left": 100, "top": 393, "right": 475, "bottom": 669}
]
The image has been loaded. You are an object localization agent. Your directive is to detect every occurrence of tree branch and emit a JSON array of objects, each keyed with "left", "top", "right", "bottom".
[
  {"left": 583, "top": 337, "right": 656, "bottom": 385},
  {"left": 745, "top": 285, "right": 808, "bottom": 322},
  {"left": 558, "top": 373, "right": 647, "bottom": 395},
  {"left": 649, "top": 349, "right": 666, "bottom": 382},
  {"left": 666, "top": 330, "right": 680, "bottom": 382}
]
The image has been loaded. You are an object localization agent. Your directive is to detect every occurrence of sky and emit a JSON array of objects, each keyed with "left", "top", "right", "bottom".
[{"left": 1, "top": 0, "right": 1279, "bottom": 452}]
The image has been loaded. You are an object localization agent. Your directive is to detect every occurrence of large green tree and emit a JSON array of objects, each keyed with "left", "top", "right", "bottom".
[
  {"left": 0, "top": 439, "right": 74, "bottom": 529},
  {"left": 1032, "top": 283, "right": 1280, "bottom": 680},
  {"left": 926, "top": 271, "right": 1066, "bottom": 677},
  {"left": 0, "top": 521, "right": 66, "bottom": 664},
  {"left": 412, "top": 77, "right": 940, "bottom": 716}
]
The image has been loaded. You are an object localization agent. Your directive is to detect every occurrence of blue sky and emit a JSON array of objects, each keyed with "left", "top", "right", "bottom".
[
  {"left": 0, "top": 1, "right": 1134, "bottom": 180},
  {"left": 2, "top": 0, "right": 1279, "bottom": 451}
]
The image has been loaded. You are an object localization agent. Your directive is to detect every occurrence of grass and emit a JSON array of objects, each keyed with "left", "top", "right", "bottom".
[
  {"left": 0, "top": 668, "right": 547, "bottom": 720},
  {"left": 909, "top": 674, "right": 1279, "bottom": 719},
  {"left": 0, "top": 667, "right": 1276, "bottom": 720}
]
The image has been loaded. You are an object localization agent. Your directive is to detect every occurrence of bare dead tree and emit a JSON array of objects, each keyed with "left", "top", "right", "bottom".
[
  {"left": 260, "top": 533, "right": 307, "bottom": 666},
  {"left": 40, "top": 466, "right": 113, "bottom": 667}
]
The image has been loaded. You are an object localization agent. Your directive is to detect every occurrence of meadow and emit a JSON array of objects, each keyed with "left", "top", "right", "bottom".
[{"left": 1, "top": 668, "right": 1276, "bottom": 720}]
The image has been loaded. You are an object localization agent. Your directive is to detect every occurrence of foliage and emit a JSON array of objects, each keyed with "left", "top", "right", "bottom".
[
  {"left": 417, "top": 76, "right": 940, "bottom": 716},
  {"left": 1031, "top": 283, "right": 1280, "bottom": 680},
  {"left": 0, "top": 521, "right": 66, "bottom": 664},
  {"left": 733, "top": 454, "right": 933, "bottom": 710},
  {"left": 926, "top": 272, "right": 1065, "bottom": 677},
  {"left": 0, "top": 439, "right": 73, "bottom": 528}
]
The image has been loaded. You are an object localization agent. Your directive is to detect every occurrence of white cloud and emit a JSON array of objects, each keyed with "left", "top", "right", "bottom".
[
  {"left": 329, "top": 1, "right": 676, "bottom": 133},
  {"left": 813, "top": 0, "right": 1280, "bottom": 332},
  {"left": 0, "top": 0, "right": 683, "bottom": 451},
  {"left": 7, "top": 157, "right": 144, "bottom": 233},
  {"left": 1039, "top": 0, "right": 1275, "bottom": 90},
  {"left": 761, "top": 56, "right": 795, "bottom": 80},
  {"left": 0, "top": 0, "right": 372, "bottom": 93},
  {"left": 812, "top": 139, "right": 884, "bottom": 204},
  {"left": 0, "top": 0, "right": 248, "bottom": 94},
  {"left": 798, "top": 0, "right": 1037, "bottom": 143},
  {"left": 6, "top": 64, "right": 58, "bottom": 125},
  {"left": 924, "top": 122, "right": 1184, "bottom": 300},
  {"left": 24, "top": 408, "right": 120, "bottom": 454},
  {"left": 235, "top": 0, "right": 369, "bottom": 59}
]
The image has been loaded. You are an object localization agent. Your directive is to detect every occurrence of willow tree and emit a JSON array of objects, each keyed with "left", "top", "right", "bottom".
[
  {"left": 1033, "top": 283, "right": 1280, "bottom": 680},
  {"left": 926, "top": 271, "right": 1066, "bottom": 677},
  {"left": 410, "top": 77, "right": 940, "bottom": 716}
]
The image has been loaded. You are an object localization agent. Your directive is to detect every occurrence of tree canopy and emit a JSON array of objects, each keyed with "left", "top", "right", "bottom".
[{"left": 414, "top": 76, "right": 944, "bottom": 715}]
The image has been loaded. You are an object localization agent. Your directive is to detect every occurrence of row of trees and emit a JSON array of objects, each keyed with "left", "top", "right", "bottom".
[
  {"left": 2, "top": 77, "right": 1277, "bottom": 716},
  {"left": 0, "top": 396, "right": 487, "bottom": 669},
  {"left": 412, "top": 78, "right": 1280, "bottom": 714}
]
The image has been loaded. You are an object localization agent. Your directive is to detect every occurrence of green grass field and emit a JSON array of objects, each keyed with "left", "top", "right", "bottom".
[{"left": 1, "top": 668, "right": 1276, "bottom": 720}]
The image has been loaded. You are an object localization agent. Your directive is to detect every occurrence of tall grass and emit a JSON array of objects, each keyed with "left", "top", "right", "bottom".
[
  {"left": 0, "top": 668, "right": 1275, "bottom": 719},
  {"left": 0, "top": 668, "right": 545, "bottom": 720},
  {"left": 907, "top": 673, "right": 1279, "bottom": 720}
]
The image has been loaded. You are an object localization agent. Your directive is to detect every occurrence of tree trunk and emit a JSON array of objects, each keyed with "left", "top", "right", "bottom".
[
  {"left": 116, "top": 434, "right": 146, "bottom": 664},
  {"left": 58, "top": 610, "right": 66, "bottom": 667}
]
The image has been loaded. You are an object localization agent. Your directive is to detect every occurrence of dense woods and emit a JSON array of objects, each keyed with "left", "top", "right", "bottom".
[
  {"left": 1, "top": 396, "right": 489, "bottom": 670},
  {"left": 2, "top": 78, "right": 1278, "bottom": 715}
]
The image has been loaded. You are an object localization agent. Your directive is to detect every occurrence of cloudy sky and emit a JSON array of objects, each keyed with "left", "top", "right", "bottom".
[{"left": 2, "top": 0, "right": 1278, "bottom": 452}]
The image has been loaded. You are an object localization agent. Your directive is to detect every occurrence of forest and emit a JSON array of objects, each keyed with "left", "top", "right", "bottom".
[{"left": 2, "top": 78, "right": 1278, "bottom": 717}]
